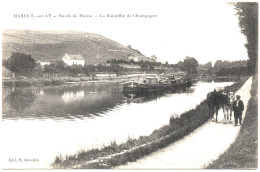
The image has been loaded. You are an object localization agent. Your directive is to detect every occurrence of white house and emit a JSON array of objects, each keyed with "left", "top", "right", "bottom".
[
  {"left": 128, "top": 55, "right": 139, "bottom": 62},
  {"left": 37, "top": 61, "right": 52, "bottom": 70},
  {"left": 62, "top": 53, "right": 85, "bottom": 66},
  {"left": 38, "top": 61, "right": 51, "bottom": 66}
]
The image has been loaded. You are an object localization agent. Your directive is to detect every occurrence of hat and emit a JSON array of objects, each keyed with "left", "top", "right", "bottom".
[{"left": 236, "top": 95, "right": 241, "bottom": 98}]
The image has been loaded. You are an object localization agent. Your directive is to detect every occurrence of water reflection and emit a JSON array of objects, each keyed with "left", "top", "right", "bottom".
[
  {"left": 1, "top": 81, "right": 216, "bottom": 120},
  {"left": 123, "top": 86, "right": 196, "bottom": 104},
  {"left": 4, "top": 89, "right": 36, "bottom": 113},
  {"left": 1, "top": 80, "right": 235, "bottom": 168},
  {"left": 2, "top": 82, "right": 124, "bottom": 120},
  {"left": 62, "top": 91, "right": 85, "bottom": 103}
]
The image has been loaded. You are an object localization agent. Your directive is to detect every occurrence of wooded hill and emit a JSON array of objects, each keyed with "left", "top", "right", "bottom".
[{"left": 2, "top": 30, "right": 153, "bottom": 64}]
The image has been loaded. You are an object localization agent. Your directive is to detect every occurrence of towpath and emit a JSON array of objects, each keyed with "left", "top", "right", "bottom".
[{"left": 115, "top": 77, "right": 252, "bottom": 169}]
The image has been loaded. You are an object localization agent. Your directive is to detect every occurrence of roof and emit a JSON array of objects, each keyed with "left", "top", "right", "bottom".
[{"left": 64, "top": 53, "right": 84, "bottom": 60}]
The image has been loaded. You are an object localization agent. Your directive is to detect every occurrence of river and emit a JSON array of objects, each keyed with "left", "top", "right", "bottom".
[{"left": 1, "top": 80, "right": 233, "bottom": 169}]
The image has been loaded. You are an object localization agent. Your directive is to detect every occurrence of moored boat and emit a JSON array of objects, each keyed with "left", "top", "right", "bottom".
[
  {"left": 122, "top": 81, "right": 149, "bottom": 93},
  {"left": 122, "top": 74, "right": 192, "bottom": 94}
]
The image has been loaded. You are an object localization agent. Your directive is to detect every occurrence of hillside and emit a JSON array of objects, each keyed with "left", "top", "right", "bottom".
[{"left": 2, "top": 30, "right": 153, "bottom": 64}]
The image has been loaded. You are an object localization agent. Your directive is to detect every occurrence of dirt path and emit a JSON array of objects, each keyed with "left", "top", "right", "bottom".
[{"left": 115, "top": 77, "right": 252, "bottom": 169}]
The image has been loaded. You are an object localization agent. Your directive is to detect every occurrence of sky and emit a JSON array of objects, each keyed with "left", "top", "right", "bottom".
[{"left": 0, "top": 0, "right": 249, "bottom": 65}]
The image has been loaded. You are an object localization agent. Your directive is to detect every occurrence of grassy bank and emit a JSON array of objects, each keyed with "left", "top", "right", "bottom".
[
  {"left": 206, "top": 76, "right": 258, "bottom": 169},
  {"left": 52, "top": 77, "right": 249, "bottom": 169}
]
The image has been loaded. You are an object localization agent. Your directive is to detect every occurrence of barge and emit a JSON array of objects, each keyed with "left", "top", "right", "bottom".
[{"left": 122, "top": 74, "right": 192, "bottom": 93}]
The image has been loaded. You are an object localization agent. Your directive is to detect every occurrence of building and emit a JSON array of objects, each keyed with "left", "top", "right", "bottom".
[
  {"left": 38, "top": 60, "right": 56, "bottom": 70},
  {"left": 38, "top": 61, "right": 51, "bottom": 66},
  {"left": 128, "top": 55, "right": 139, "bottom": 62},
  {"left": 62, "top": 53, "right": 85, "bottom": 66}
]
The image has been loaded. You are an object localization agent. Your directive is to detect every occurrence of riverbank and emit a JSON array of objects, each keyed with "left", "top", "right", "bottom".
[
  {"left": 52, "top": 77, "right": 249, "bottom": 169},
  {"left": 2, "top": 76, "right": 129, "bottom": 87},
  {"left": 2, "top": 74, "right": 240, "bottom": 88},
  {"left": 115, "top": 77, "right": 253, "bottom": 169},
  {"left": 206, "top": 76, "right": 258, "bottom": 169}
]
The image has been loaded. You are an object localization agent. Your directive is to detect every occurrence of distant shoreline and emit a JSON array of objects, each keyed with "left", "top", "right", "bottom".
[{"left": 3, "top": 74, "right": 241, "bottom": 88}]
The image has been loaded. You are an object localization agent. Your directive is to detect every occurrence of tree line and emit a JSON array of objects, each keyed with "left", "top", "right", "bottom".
[
  {"left": 234, "top": 2, "right": 258, "bottom": 76},
  {"left": 3, "top": 52, "right": 251, "bottom": 79}
]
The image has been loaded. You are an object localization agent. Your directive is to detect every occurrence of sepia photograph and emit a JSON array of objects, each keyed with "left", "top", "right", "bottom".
[{"left": 0, "top": 0, "right": 258, "bottom": 170}]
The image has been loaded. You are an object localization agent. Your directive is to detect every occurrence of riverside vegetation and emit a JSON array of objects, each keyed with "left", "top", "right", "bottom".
[
  {"left": 207, "top": 76, "right": 258, "bottom": 169},
  {"left": 2, "top": 76, "right": 126, "bottom": 88},
  {"left": 2, "top": 77, "right": 92, "bottom": 87},
  {"left": 52, "top": 77, "right": 249, "bottom": 169}
]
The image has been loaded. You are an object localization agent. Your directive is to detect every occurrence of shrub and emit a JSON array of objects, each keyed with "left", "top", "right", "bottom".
[
  {"left": 2, "top": 80, "right": 13, "bottom": 87},
  {"left": 14, "top": 80, "right": 31, "bottom": 87},
  {"left": 169, "top": 113, "right": 180, "bottom": 124},
  {"left": 43, "top": 78, "right": 52, "bottom": 86},
  {"left": 30, "top": 78, "right": 44, "bottom": 85},
  {"left": 80, "top": 77, "right": 91, "bottom": 81},
  {"left": 67, "top": 77, "right": 81, "bottom": 82},
  {"left": 51, "top": 78, "right": 65, "bottom": 85}
]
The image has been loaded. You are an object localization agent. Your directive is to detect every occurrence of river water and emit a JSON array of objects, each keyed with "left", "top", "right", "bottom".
[{"left": 1, "top": 81, "right": 233, "bottom": 169}]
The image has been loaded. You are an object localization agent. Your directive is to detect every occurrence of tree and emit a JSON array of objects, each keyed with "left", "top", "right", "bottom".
[
  {"left": 140, "top": 63, "right": 149, "bottom": 71},
  {"left": 56, "top": 60, "right": 66, "bottom": 73},
  {"left": 203, "top": 61, "right": 214, "bottom": 74},
  {"left": 234, "top": 2, "right": 258, "bottom": 75},
  {"left": 44, "top": 63, "right": 57, "bottom": 74},
  {"left": 182, "top": 56, "right": 199, "bottom": 74},
  {"left": 84, "top": 65, "right": 97, "bottom": 76},
  {"left": 163, "top": 61, "right": 169, "bottom": 67},
  {"left": 150, "top": 55, "right": 157, "bottom": 62},
  {"left": 149, "top": 65, "right": 154, "bottom": 70},
  {"left": 67, "top": 64, "right": 84, "bottom": 76},
  {"left": 177, "top": 61, "right": 184, "bottom": 71},
  {"left": 204, "top": 61, "right": 213, "bottom": 69},
  {"left": 3, "top": 52, "right": 36, "bottom": 77}
]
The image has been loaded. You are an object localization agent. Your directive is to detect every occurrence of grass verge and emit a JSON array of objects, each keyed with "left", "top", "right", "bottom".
[
  {"left": 206, "top": 76, "right": 258, "bottom": 169},
  {"left": 52, "top": 77, "right": 249, "bottom": 169}
]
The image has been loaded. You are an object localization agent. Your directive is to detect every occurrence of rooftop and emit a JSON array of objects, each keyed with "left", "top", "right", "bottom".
[{"left": 64, "top": 53, "right": 84, "bottom": 60}]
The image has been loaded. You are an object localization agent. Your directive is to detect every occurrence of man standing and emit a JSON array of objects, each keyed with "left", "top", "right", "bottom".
[
  {"left": 233, "top": 95, "right": 244, "bottom": 126},
  {"left": 227, "top": 92, "right": 235, "bottom": 122}
]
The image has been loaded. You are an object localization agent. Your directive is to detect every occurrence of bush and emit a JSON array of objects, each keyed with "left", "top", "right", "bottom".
[
  {"left": 51, "top": 78, "right": 65, "bottom": 85},
  {"left": 80, "top": 77, "right": 91, "bottom": 81},
  {"left": 2, "top": 80, "right": 13, "bottom": 87},
  {"left": 60, "top": 77, "right": 69, "bottom": 82},
  {"left": 14, "top": 80, "right": 31, "bottom": 87},
  {"left": 16, "top": 76, "right": 28, "bottom": 80},
  {"left": 169, "top": 113, "right": 180, "bottom": 124},
  {"left": 67, "top": 77, "right": 81, "bottom": 82},
  {"left": 30, "top": 78, "right": 43, "bottom": 85},
  {"left": 43, "top": 78, "right": 52, "bottom": 86}
]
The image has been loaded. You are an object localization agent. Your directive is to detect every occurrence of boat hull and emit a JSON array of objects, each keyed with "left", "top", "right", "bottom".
[
  {"left": 122, "top": 76, "right": 193, "bottom": 94},
  {"left": 123, "top": 81, "right": 174, "bottom": 93}
]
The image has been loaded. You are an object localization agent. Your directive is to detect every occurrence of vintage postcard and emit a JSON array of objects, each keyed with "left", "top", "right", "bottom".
[{"left": 0, "top": 0, "right": 258, "bottom": 170}]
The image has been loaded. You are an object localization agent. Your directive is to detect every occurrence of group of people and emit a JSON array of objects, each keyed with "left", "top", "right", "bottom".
[{"left": 222, "top": 91, "right": 244, "bottom": 126}]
